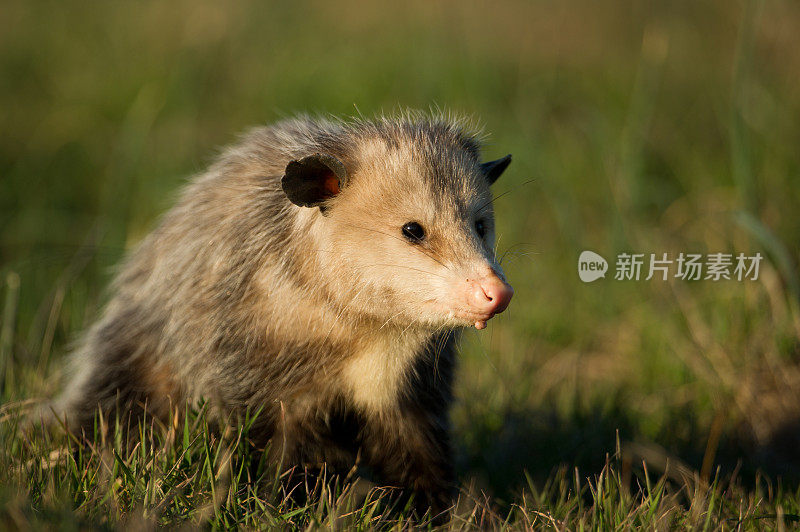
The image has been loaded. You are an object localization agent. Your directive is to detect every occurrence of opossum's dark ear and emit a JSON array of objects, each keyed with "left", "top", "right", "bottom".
[
  {"left": 281, "top": 153, "right": 348, "bottom": 209},
  {"left": 481, "top": 155, "right": 512, "bottom": 184}
]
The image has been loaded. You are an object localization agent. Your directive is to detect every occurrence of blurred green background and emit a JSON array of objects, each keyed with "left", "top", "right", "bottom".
[{"left": 2, "top": 0, "right": 799, "bottom": 500}]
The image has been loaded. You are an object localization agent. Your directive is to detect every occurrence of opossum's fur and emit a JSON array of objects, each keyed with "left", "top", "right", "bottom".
[{"left": 54, "top": 113, "right": 512, "bottom": 512}]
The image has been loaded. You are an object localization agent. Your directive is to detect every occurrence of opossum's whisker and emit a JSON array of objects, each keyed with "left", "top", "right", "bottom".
[
  {"left": 321, "top": 283, "right": 369, "bottom": 345},
  {"left": 499, "top": 242, "right": 538, "bottom": 252},
  {"left": 310, "top": 252, "right": 448, "bottom": 280},
  {"left": 498, "top": 252, "right": 539, "bottom": 266},
  {"left": 475, "top": 177, "right": 537, "bottom": 215},
  {"left": 499, "top": 250, "right": 539, "bottom": 258},
  {"left": 337, "top": 222, "right": 450, "bottom": 270},
  {"left": 502, "top": 250, "right": 538, "bottom": 256},
  {"left": 497, "top": 242, "right": 540, "bottom": 265},
  {"left": 400, "top": 317, "right": 421, "bottom": 337},
  {"left": 432, "top": 327, "right": 452, "bottom": 383},
  {"left": 378, "top": 310, "right": 406, "bottom": 331},
  {"left": 357, "top": 263, "right": 449, "bottom": 280},
  {"left": 493, "top": 234, "right": 502, "bottom": 264}
]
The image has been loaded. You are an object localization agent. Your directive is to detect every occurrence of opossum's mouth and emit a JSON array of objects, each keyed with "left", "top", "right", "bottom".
[
  {"left": 450, "top": 309, "right": 502, "bottom": 330},
  {"left": 425, "top": 270, "right": 513, "bottom": 330},
  {"left": 453, "top": 281, "right": 514, "bottom": 329}
]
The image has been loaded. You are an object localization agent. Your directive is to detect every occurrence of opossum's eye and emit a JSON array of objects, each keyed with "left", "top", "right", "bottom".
[
  {"left": 402, "top": 222, "right": 426, "bottom": 243},
  {"left": 475, "top": 219, "right": 486, "bottom": 239}
]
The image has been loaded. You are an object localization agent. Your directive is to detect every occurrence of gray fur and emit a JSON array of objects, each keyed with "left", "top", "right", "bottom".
[{"left": 54, "top": 113, "right": 512, "bottom": 514}]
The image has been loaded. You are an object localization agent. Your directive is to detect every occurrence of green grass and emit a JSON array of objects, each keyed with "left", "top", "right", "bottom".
[
  {"left": 2, "top": 0, "right": 800, "bottom": 528},
  {"left": 1, "top": 407, "right": 799, "bottom": 529}
]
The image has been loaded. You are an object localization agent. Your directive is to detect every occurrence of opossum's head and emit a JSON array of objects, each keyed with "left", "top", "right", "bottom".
[{"left": 281, "top": 122, "right": 514, "bottom": 330}]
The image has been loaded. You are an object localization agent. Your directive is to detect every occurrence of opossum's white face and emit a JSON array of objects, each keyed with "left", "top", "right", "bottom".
[{"left": 282, "top": 136, "right": 514, "bottom": 330}]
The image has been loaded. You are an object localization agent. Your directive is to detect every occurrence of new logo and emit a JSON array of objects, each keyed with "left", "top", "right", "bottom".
[{"left": 578, "top": 251, "right": 608, "bottom": 283}]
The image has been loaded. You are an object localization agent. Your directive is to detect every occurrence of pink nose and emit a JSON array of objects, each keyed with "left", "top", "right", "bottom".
[{"left": 472, "top": 274, "right": 514, "bottom": 316}]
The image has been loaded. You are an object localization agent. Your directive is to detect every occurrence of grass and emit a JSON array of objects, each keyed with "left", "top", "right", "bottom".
[
  {"left": 1, "top": 406, "right": 799, "bottom": 529},
  {"left": 2, "top": 0, "right": 800, "bottom": 528}
]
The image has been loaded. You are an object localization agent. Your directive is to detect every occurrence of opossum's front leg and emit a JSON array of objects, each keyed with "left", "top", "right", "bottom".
[
  {"left": 361, "top": 409, "right": 455, "bottom": 518},
  {"left": 265, "top": 398, "right": 360, "bottom": 478}
]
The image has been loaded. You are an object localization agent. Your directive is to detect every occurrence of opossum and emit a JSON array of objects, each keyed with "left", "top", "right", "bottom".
[{"left": 54, "top": 113, "right": 514, "bottom": 514}]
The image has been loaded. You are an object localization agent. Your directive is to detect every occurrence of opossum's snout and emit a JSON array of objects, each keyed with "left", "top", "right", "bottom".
[
  {"left": 471, "top": 275, "right": 514, "bottom": 324},
  {"left": 453, "top": 268, "right": 514, "bottom": 330}
]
